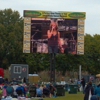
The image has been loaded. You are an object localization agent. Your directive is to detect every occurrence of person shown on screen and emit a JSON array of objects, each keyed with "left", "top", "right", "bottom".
[{"left": 47, "top": 19, "right": 61, "bottom": 53}]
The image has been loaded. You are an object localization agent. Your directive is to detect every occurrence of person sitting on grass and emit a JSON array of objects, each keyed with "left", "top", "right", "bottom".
[
  {"left": 2, "top": 83, "right": 8, "bottom": 98},
  {"left": 43, "top": 85, "right": 50, "bottom": 98},
  {"left": 36, "top": 85, "right": 43, "bottom": 97},
  {"left": 0, "top": 75, "right": 4, "bottom": 85},
  {"left": 0, "top": 87, "right": 3, "bottom": 100},
  {"left": 49, "top": 83, "right": 56, "bottom": 97},
  {"left": 6, "top": 84, "right": 14, "bottom": 97},
  {"left": 16, "top": 84, "right": 23, "bottom": 97}
]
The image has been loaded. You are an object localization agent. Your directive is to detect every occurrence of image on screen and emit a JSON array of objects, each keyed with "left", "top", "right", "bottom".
[{"left": 30, "top": 18, "right": 78, "bottom": 54}]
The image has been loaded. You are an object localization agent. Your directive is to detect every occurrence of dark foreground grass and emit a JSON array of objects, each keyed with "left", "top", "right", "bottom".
[{"left": 44, "top": 92, "right": 84, "bottom": 100}]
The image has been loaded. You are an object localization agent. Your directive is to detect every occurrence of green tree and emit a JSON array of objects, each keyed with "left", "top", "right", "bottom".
[
  {"left": 0, "top": 9, "right": 24, "bottom": 68},
  {"left": 25, "top": 53, "right": 50, "bottom": 73},
  {"left": 82, "top": 34, "right": 100, "bottom": 74}
]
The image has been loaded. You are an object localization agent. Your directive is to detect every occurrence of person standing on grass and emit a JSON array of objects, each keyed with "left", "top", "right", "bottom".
[
  {"left": 94, "top": 82, "right": 100, "bottom": 100},
  {"left": 84, "top": 81, "right": 94, "bottom": 100},
  {"left": 81, "top": 78, "right": 86, "bottom": 92}
]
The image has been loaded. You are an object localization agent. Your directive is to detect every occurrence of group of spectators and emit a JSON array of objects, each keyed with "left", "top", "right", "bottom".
[
  {"left": 0, "top": 78, "right": 57, "bottom": 99},
  {"left": 35, "top": 84, "right": 56, "bottom": 98},
  {"left": 2, "top": 75, "right": 100, "bottom": 100},
  {"left": 69, "top": 77, "right": 100, "bottom": 100},
  {"left": 0, "top": 83, "right": 27, "bottom": 99}
]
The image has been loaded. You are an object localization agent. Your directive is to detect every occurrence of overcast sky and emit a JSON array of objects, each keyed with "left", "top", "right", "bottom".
[{"left": 1, "top": 0, "right": 100, "bottom": 35}]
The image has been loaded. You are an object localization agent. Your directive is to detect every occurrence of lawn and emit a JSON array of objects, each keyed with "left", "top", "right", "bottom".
[{"left": 44, "top": 92, "right": 84, "bottom": 100}]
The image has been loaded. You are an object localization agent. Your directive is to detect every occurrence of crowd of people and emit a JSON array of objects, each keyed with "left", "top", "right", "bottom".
[
  {"left": 0, "top": 77, "right": 57, "bottom": 99},
  {"left": 1, "top": 75, "right": 100, "bottom": 100}
]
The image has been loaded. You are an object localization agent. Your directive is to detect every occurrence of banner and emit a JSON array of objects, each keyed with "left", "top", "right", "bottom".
[
  {"left": 23, "top": 17, "right": 31, "bottom": 53},
  {"left": 77, "top": 19, "right": 85, "bottom": 54},
  {"left": 24, "top": 10, "right": 86, "bottom": 19}
]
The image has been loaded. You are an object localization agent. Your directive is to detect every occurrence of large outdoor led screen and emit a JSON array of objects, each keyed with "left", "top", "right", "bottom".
[{"left": 23, "top": 10, "right": 86, "bottom": 54}]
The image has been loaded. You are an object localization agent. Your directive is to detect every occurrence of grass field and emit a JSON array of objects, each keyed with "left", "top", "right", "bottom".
[{"left": 44, "top": 92, "right": 84, "bottom": 100}]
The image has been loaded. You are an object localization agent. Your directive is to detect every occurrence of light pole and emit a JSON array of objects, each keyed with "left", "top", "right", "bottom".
[{"left": 79, "top": 65, "right": 82, "bottom": 80}]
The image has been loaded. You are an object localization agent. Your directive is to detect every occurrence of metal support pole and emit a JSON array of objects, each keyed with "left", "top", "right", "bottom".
[
  {"left": 79, "top": 65, "right": 81, "bottom": 80},
  {"left": 50, "top": 53, "right": 56, "bottom": 83}
]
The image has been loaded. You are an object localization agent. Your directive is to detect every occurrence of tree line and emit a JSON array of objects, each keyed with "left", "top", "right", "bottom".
[{"left": 0, "top": 9, "right": 100, "bottom": 75}]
